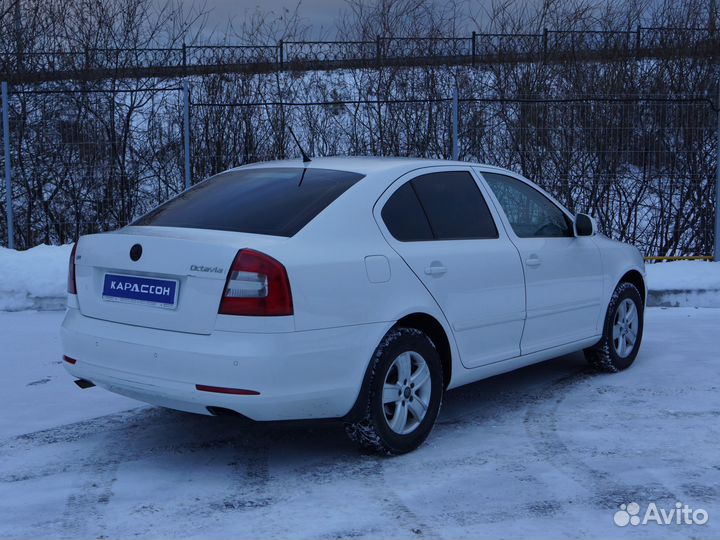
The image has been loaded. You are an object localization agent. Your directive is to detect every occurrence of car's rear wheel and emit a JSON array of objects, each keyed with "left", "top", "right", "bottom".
[
  {"left": 584, "top": 281, "right": 644, "bottom": 372},
  {"left": 344, "top": 327, "right": 443, "bottom": 455}
]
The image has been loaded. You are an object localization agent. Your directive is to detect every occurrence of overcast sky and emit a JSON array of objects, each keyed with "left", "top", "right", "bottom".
[{"left": 190, "top": 0, "right": 347, "bottom": 39}]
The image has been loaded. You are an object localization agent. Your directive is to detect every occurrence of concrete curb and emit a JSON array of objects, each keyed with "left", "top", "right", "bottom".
[
  {"left": 0, "top": 295, "right": 67, "bottom": 312},
  {"left": 647, "top": 289, "right": 720, "bottom": 308}
]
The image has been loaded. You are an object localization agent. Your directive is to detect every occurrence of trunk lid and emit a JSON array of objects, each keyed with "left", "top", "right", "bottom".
[{"left": 74, "top": 226, "right": 287, "bottom": 334}]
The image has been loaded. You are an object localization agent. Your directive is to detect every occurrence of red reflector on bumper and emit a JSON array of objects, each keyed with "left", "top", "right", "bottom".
[
  {"left": 195, "top": 384, "right": 260, "bottom": 396},
  {"left": 63, "top": 355, "right": 77, "bottom": 365}
]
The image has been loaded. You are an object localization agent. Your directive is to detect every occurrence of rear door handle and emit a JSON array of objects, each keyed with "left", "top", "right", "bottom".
[
  {"left": 424, "top": 263, "right": 447, "bottom": 276},
  {"left": 525, "top": 254, "right": 541, "bottom": 267}
]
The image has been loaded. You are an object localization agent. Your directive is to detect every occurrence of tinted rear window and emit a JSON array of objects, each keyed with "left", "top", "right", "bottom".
[
  {"left": 411, "top": 172, "right": 498, "bottom": 240},
  {"left": 381, "top": 182, "right": 434, "bottom": 241},
  {"left": 133, "top": 168, "right": 364, "bottom": 237}
]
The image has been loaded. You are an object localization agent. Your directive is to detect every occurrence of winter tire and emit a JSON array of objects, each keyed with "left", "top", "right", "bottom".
[
  {"left": 344, "top": 327, "right": 444, "bottom": 455},
  {"left": 584, "top": 281, "right": 644, "bottom": 372}
]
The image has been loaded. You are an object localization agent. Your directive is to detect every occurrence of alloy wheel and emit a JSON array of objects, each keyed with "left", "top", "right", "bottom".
[
  {"left": 612, "top": 298, "right": 639, "bottom": 358},
  {"left": 382, "top": 351, "right": 432, "bottom": 434}
]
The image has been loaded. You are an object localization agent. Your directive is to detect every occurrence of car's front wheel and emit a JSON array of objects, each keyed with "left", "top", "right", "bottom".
[
  {"left": 345, "top": 327, "right": 443, "bottom": 455},
  {"left": 584, "top": 281, "right": 644, "bottom": 372}
]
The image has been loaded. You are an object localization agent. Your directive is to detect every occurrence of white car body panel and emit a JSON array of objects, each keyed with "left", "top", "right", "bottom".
[
  {"left": 61, "top": 157, "right": 645, "bottom": 421},
  {"left": 473, "top": 167, "right": 605, "bottom": 354},
  {"left": 62, "top": 308, "right": 387, "bottom": 420},
  {"left": 374, "top": 166, "right": 526, "bottom": 368},
  {"left": 593, "top": 233, "right": 648, "bottom": 306},
  {"left": 514, "top": 235, "right": 603, "bottom": 354},
  {"left": 75, "top": 228, "right": 293, "bottom": 334}
]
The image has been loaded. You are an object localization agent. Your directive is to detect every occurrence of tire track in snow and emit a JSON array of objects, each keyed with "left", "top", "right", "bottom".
[
  {"left": 0, "top": 407, "right": 155, "bottom": 453},
  {"left": 522, "top": 369, "right": 679, "bottom": 510},
  {"left": 212, "top": 433, "right": 272, "bottom": 512},
  {"left": 0, "top": 408, "right": 280, "bottom": 537},
  {"left": 0, "top": 409, "right": 199, "bottom": 485},
  {"left": 58, "top": 437, "right": 121, "bottom": 538},
  {"left": 359, "top": 457, "right": 442, "bottom": 539},
  {"left": 266, "top": 442, "right": 441, "bottom": 539},
  {"left": 54, "top": 409, "right": 196, "bottom": 537},
  {"left": 0, "top": 408, "right": 255, "bottom": 483}
]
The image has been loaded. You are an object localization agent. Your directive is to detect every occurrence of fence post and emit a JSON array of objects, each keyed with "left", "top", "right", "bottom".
[
  {"left": 376, "top": 35, "right": 383, "bottom": 155},
  {"left": 1, "top": 81, "right": 13, "bottom": 249},
  {"left": 543, "top": 28, "right": 548, "bottom": 60},
  {"left": 377, "top": 94, "right": 383, "bottom": 156},
  {"left": 715, "top": 87, "right": 720, "bottom": 261},
  {"left": 182, "top": 42, "right": 187, "bottom": 71},
  {"left": 471, "top": 31, "right": 477, "bottom": 66},
  {"left": 278, "top": 39, "right": 284, "bottom": 67},
  {"left": 452, "top": 82, "right": 459, "bottom": 161},
  {"left": 182, "top": 81, "right": 191, "bottom": 191}
]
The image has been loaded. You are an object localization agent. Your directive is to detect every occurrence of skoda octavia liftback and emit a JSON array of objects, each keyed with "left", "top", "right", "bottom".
[{"left": 62, "top": 157, "right": 646, "bottom": 454}]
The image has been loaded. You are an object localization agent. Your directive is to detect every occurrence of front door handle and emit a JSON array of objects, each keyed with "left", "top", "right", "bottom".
[
  {"left": 525, "top": 254, "right": 542, "bottom": 267},
  {"left": 424, "top": 263, "right": 447, "bottom": 276}
]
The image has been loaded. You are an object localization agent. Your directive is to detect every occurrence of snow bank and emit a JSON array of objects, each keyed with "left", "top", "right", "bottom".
[
  {"left": 646, "top": 260, "right": 720, "bottom": 308},
  {"left": 0, "top": 244, "right": 73, "bottom": 311},
  {"left": 645, "top": 260, "right": 720, "bottom": 290},
  {"left": 0, "top": 245, "right": 719, "bottom": 311}
]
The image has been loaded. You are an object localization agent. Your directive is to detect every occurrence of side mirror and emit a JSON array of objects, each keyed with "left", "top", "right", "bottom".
[{"left": 574, "top": 213, "right": 596, "bottom": 237}]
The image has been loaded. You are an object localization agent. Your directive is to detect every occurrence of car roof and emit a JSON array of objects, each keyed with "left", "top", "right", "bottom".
[
  {"left": 233, "top": 156, "right": 513, "bottom": 177},
  {"left": 233, "top": 156, "right": 574, "bottom": 220}
]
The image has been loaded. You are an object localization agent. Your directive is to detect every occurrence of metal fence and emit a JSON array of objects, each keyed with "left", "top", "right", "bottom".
[
  {"left": 1, "top": 27, "right": 718, "bottom": 84},
  {"left": 1, "top": 83, "right": 718, "bottom": 258},
  {"left": 0, "top": 84, "right": 185, "bottom": 246},
  {"left": 460, "top": 96, "right": 718, "bottom": 256}
]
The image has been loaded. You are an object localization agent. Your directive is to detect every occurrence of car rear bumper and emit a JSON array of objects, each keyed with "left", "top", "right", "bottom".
[{"left": 61, "top": 308, "right": 386, "bottom": 421}]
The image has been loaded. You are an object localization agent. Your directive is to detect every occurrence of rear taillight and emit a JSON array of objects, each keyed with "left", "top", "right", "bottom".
[
  {"left": 67, "top": 242, "right": 78, "bottom": 294},
  {"left": 219, "top": 249, "right": 293, "bottom": 316}
]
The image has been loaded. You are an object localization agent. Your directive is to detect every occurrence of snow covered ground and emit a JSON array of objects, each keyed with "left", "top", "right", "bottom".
[{"left": 1, "top": 307, "right": 718, "bottom": 538}]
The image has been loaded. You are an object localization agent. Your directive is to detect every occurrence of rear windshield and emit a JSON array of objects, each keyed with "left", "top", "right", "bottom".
[{"left": 132, "top": 167, "right": 364, "bottom": 237}]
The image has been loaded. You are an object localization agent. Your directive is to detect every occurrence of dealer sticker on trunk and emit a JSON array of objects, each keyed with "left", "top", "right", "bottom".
[{"left": 102, "top": 273, "right": 179, "bottom": 309}]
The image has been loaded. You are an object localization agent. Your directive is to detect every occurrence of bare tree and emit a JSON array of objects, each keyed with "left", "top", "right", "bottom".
[{"left": 0, "top": 0, "right": 716, "bottom": 256}]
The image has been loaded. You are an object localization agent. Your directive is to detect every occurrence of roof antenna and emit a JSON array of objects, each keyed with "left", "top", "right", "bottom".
[{"left": 287, "top": 126, "right": 312, "bottom": 164}]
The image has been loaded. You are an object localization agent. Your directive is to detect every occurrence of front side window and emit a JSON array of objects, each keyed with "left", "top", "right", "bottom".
[
  {"left": 381, "top": 171, "right": 498, "bottom": 241},
  {"left": 482, "top": 173, "right": 573, "bottom": 238},
  {"left": 132, "top": 167, "right": 364, "bottom": 237}
]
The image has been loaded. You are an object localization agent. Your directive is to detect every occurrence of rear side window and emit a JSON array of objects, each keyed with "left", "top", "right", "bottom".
[
  {"left": 413, "top": 172, "right": 498, "bottom": 240},
  {"left": 133, "top": 168, "right": 364, "bottom": 237},
  {"left": 381, "top": 183, "right": 434, "bottom": 241},
  {"left": 381, "top": 171, "right": 498, "bottom": 241}
]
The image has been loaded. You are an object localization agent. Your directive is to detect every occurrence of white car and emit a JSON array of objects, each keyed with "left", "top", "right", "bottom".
[{"left": 62, "top": 157, "right": 646, "bottom": 454}]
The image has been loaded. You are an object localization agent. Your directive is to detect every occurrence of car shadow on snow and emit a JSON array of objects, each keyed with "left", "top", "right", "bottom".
[
  {"left": 143, "top": 350, "right": 591, "bottom": 457},
  {"left": 5, "top": 350, "right": 591, "bottom": 460}
]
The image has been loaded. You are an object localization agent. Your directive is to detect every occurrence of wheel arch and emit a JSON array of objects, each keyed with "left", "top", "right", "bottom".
[
  {"left": 395, "top": 312, "right": 452, "bottom": 390},
  {"left": 343, "top": 311, "right": 454, "bottom": 423},
  {"left": 618, "top": 269, "right": 646, "bottom": 305}
]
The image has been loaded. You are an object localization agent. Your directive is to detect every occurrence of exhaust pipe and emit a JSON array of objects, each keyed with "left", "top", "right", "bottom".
[
  {"left": 206, "top": 406, "right": 251, "bottom": 420},
  {"left": 74, "top": 379, "right": 95, "bottom": 389}
]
